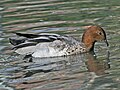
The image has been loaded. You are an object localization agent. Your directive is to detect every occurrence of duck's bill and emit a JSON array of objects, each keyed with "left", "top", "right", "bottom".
[{"left": 104, "top": 39, "right": 109, "bottom": 47}]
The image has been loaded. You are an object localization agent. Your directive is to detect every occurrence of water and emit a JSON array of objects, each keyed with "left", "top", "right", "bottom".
[{"left": 0, "top": 0, "right": 120, "bottom": 90}]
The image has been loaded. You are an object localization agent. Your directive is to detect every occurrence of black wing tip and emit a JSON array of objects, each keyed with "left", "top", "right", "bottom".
[
  {"left": 15, "top": 32, "right": 40, "bottom": 38},
  {"left": 15, "top": 32, "right": 26, "bottom": 37}
]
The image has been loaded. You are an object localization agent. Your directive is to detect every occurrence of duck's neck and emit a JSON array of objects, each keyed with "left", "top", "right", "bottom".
[{"left": 82, "top": 34, "right": 96, "bottom": 51}]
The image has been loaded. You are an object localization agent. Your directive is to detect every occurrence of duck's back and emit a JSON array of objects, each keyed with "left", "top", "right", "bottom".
[{"left": 9, "top": 33, "right": 86, "bottom": 58}]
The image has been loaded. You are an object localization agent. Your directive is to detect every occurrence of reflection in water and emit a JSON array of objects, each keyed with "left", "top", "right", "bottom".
[
  {"left": 0, "top": 51, "right": 110, "bottom": 89},
  {"left": 86, "top": 51, "right": 110, "bottom": 75}
]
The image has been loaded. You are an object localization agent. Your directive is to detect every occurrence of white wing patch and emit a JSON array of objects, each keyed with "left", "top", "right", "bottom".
[
  {"left": 32, "top": 40, "right": 67, "bottom": 58},
  {"left": 32, "top": 36, "right": 50, "bottom": 40},
  {"left": 39, "top": 33, "right": 61, "bottom": 37},
  {"left": 15, "top": 46, "right": 36, "bottom": 55}
]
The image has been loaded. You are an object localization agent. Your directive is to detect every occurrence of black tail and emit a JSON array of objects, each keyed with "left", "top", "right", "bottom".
[{"left": 9, "top": 37, "right": 26, "bottom": 46}]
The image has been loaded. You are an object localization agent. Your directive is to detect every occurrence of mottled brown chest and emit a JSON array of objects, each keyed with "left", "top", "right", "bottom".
[{"left": 66, "top": 44, "right": 87, "bottom": 55}]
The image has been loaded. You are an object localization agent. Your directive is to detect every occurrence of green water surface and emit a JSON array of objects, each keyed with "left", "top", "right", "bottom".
[{"left": 0, "top": 0, "right": 120, "bottom": 90}]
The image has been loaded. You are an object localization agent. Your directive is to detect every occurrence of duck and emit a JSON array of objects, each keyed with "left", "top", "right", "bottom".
[{"left": 9, "top": 25, "right": 109, "bottom": 58}]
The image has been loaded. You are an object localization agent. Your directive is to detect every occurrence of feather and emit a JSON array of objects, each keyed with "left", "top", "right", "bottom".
[{"left": 15, "top": 32, "right": 40, "bottom": 38}]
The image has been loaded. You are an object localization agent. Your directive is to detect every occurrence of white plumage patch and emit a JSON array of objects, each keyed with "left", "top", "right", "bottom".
[
  {"left": 39, "top": 33, "right": 60, "bottom": 37},
  {"left": 31, "top": 36, "right": 50, "bottom": 40},
  {"left": 32, "top": 40, "right": 67, "bottom": 58},
  {"left": 15, "top": 46, "right": 36, "bottom": 55}
]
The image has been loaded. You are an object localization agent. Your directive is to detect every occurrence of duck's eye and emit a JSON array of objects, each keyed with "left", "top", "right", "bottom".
[{"left": 98, "top": 32, "right": 102, "bottom": 35}]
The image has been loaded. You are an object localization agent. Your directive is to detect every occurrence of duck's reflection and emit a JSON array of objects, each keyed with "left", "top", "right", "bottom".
[{"left": 85, "top": 51, "right": 110, "bottom": 75}]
